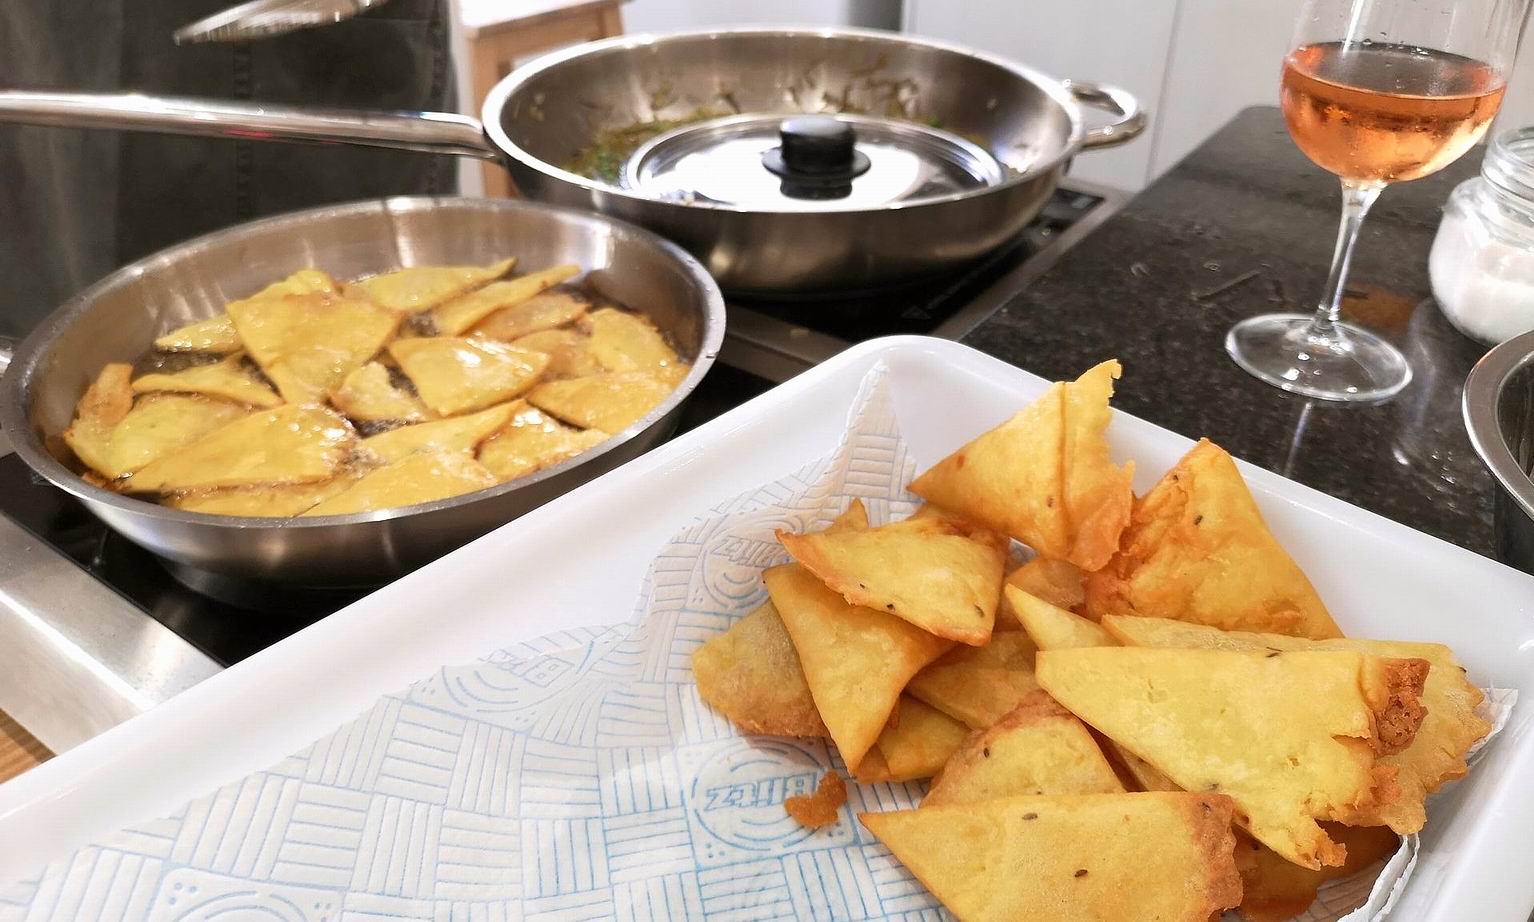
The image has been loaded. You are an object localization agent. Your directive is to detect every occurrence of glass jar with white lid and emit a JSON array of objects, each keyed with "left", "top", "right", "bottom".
[{"left": 1430, "top": 126, "right": 1534, "bottom": 346}]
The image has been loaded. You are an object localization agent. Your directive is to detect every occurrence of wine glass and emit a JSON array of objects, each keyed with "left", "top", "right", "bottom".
[{"left": 1226, "top": 0, "right": 1529, "bottom": 402}]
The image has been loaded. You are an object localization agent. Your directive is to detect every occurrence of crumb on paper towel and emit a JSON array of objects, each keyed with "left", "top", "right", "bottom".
[{"left": 785, "top": 772, "right": 847, "bottom": 829}]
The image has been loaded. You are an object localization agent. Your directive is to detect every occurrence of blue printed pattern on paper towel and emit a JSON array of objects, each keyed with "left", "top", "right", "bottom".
[{"left": 2, "top": 364, "right": 950, "bottom": 922}]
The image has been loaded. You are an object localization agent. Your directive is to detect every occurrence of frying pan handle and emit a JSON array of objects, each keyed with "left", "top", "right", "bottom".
[
  {"left": 1064, "top": 80, "right": 1147, "bottom": 150},
  {"left": 0, "top": 91, "right": 500, "bottom": 160}
]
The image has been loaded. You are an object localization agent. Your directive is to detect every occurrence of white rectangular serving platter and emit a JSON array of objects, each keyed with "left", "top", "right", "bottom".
[{"left": 2, "top": 336, "right": 1532, "bottom": 920}]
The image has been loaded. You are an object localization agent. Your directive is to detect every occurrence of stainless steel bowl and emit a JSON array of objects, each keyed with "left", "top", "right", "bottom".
[
  {"left": 486, "top": 28, "right": 1145, "bottom": 293},
  {"left": 1464, "top": 329, "right": 1534, "bottom": 573},
  {"left": 0, "top": 197, "right": 724, "bottom": 588}
]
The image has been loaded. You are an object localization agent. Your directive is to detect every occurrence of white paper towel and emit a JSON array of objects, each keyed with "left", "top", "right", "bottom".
[{"left": 0, "top": 364, "right": 1512, "bottom": 922}]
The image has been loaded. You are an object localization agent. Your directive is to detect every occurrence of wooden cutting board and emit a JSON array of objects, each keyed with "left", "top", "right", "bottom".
[{"left": 0, "top": 710, "right": 50, "bottom": 783}]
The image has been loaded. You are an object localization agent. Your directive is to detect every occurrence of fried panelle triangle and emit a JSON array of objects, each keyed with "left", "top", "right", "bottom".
[
  {"left": 1103, "top": 614, "right": 1491, "bottom": 833},
  {"left": 909, "top": 360, "right": 1133, "bottom": 570},
  {"left": 997, "top": 557, "right": 1087, "bottom": 629},
  {"left": 360, "top": 402, "right": 519, "bottom": 464},
  {"left": 303, "top": 450, "right": 497, "bottom": 516},
  {"left": 153, "top": 314, "right": 241, "bottom": 354},
  {"left": 1236, "top": 824, "right": 1400, "bottom": 922},
  {"left": 154, "top": 269, "right": 339, "bottom": 355},
  {"left": 777, "top": 513, "right": 1005, "bottom": 645},
  {"left": 527, "top": 371, "right": 675, "bottom": 433},
  {"left": 1036, "top": 646, "right": 1428, "bottom": 869},
  {"left": 64, "top": 364, "right": 141, "bottom": 477},
  {"left": 906, "top": 631, "right": 1040, "bottom": 729},
  {"left": 329, "top": 362, "right": 435, "bottom": 424},
  {"left": 168, "top": 470, "right": 365, "bottom": 517},
  {"left": 764, "top": 563, "right": 953, "bottom": 772},
  {"left": 860, "top": 792, "right": 1242, "bottom": 922},
  {"left": 389, "top": 337, "right": 550, "bottom": 416},
  {"left": 584, "top": 307, "right": 688, "bottom": 384},
  {"left": 854, "top": 695, "right": 970, "bottom": 783},
  {"left": 228, "top": 292, "right": 402, "bottom": 404},
  {"left": 922, "top": 696, "right": 1124, "bottom": 807},
  {"left": 477, "top": 403, "right": 608, "bottom": 482},
  {"left": 1009, "top": 585, "right": 1114, "bottom": 650},
  {"left": 474, "top": 289, "right": 590, "bottom": 342},
  {"left": 352, "top": 257, "right": 516, "bottom": 313},
  {"left": 433, "top": 265, "right": 581, "bottom": 336},
  {"left": 97, "top": 395, "right": 251, "bottom": 481},
  {"left": 131, "top": 353, "right": 283, "bottom": 408},
  {"left": 1085, "top": 439, "right": 1342, "bottom": 639},
  {"left": 511, "top": 328, "right": 603, "bottom": 380},
  {"left": 692, "top": 599, "right": 827, "bottom": 738},
  {"left": 124, "top": 404, "right": 354, "bottom": 492}
]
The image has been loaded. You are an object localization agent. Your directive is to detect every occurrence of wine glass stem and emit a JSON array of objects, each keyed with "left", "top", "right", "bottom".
[{"left": 1308, "top": 178, "right": 1385, "bottom": 340}]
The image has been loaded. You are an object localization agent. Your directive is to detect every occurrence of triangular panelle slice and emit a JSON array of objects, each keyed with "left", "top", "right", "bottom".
[
  {"left": 1236, "top": 824, "right": 1400, "bottom": 922},
  {"left": 692, "top": 599, "right": 827, "bottom": 738},
  {"left": 1103, "top": 614, "right": 1491, "bottom": 833},
  {"left": 153, "top": 269, "right": 337, "bottom": 355},
  {"left": 352, "top": 257, "right": 516, "bottom": 313},
  {"left": 527, "top": 371, "right": 675, "bottom": 433},
  {"left": 302, "top": 450, "right": 497, "bottom": 516},
  {"left": 906, "top": 632, "right": 1039, "bottom": 729},
  {"left": 477, "top": 403, "right": 607, "bottom": 482},
  {"left": 63, "top": 364, "right": 139, "bottom": 477},
  {"left": 923, "top": 696, "right": 1124, "bottom": 807},
  {"left": 997, "top": 558, "right": 1087, "bottom": 631},
  {"left": 860, "top": 792, "right": 1242, "bottom": 922},
  {"left": 777, "top": 513, "right": 1005, "bottom": 645},
  {"left": 1036, "top": 646, "right": 1428, "bottom": 868},
  {"left": 1004, "top": 590, "right": 1159, "bottom": 795},
  {"left": 131, "top": 353, "right": 282, "bottom": 408},
  {"left": 329, "top": 362, "right": 435, "bottom": 424},
  {"left": 360, "top": 402, "right": 519, "bottom": 464},
  {"left": 228, "top": 292, "right": 402, "bottom": 404},
  {"left": 584, "top": 307, "right": 688, "bottom": 383},
  {"left": 511, "top": 328, "right": 603, "bottom": 380},
  {"left": 168, "top": 469, "right": 365, "bottom": 517},
  {"left": 473, "top": 289, "right": 590, "bottom": 342},
  {"left": 827, "top": 498, "right": 869, "bottom": 532},
  {"left": 1085, "top": 439, "right": 1342, "bottom": 639},
  {"left": 764, "top": 564, "right": 953, "bottom": 772},
  {"left": 433, "top": 264, "right": 581, "bottom": 335},
  {"left": 96, "top": 395, "right": 251, "bottom": 480},
  {"left": 124, "top": 404, "right": 354, "bottom": 492},
  {"left": 389, "top": 337, "right": 549, "bottom": 416},
  {"left": 1009, "top": 586, "right": 1114, "bottom": 650},
  {"left": 854, "top": 696, "right": 970, "bottom": 783},
  {"left": 153, "top": 315, "right": 241, "bottom": 354},
  {"left": 909, "top": 360, "right": 1133, "bottom": 570}
]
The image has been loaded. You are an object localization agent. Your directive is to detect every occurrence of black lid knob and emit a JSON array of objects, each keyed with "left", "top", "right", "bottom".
[{"left": 761, "top": 115, "right": 870, "bottom": 200}]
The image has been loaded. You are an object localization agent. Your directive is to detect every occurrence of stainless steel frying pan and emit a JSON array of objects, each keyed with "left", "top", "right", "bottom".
[
  {"left": 0, "top": 197, "right": 725, "bottom": 589},
  {"left": 0, "top": 27, "right": 1144, "bottom": 293}
]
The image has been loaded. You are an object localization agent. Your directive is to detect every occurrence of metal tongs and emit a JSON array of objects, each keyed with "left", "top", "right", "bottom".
[{"left": 173, "top": 0, "right": 391, "bottom": 44}]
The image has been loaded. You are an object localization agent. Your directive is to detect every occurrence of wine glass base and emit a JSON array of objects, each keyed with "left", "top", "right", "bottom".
[{"left": 1225, "top": 314, "right": 1412, "bottom": 402}]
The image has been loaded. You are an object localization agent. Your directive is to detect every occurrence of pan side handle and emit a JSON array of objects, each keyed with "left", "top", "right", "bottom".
[
  {"left": 0, "top": 91, "right": 500, "bottom": 160},
  {"left": 1063, "top": 81, "right": 1148, "bottom": 151}
]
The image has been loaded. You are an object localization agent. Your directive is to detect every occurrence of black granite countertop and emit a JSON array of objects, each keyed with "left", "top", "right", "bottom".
[{"left": 963, "top": 106, "right": 1494, "bottom": 556}]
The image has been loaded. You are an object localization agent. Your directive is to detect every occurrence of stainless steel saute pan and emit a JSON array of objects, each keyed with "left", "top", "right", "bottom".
[
  {"left": 0, "top": 27, "right": 1145, "bottom": 293},
  {"left": 0, "top": 197, "right": 724, "bottom": 589}
]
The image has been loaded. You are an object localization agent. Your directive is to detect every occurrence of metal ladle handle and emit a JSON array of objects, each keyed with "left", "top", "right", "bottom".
[{"left": 0, "top": 90, "right": 499, "bottom": 160}]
